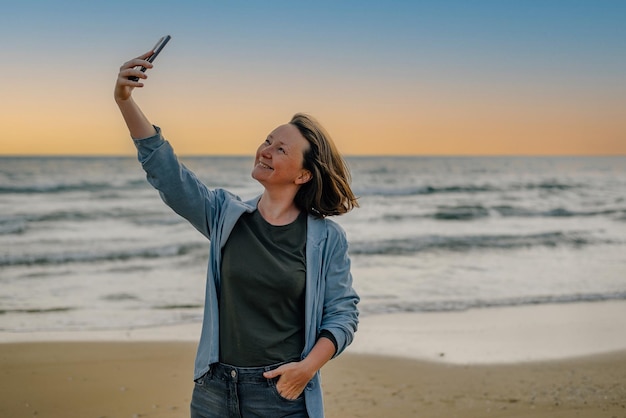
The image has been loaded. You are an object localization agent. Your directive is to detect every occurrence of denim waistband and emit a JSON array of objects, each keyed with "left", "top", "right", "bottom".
[{"left": 209, "top": 362, "right": 287, "bottom": 384}]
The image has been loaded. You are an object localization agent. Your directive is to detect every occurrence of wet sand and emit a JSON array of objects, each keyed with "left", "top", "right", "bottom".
[{"left": 1, "top": 342, "right": 625, "bottom": 418}]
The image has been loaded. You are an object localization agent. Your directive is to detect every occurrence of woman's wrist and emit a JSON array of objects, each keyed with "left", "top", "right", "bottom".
[{"left": 300, "top": 336, "right": 336, "bottom": 377}]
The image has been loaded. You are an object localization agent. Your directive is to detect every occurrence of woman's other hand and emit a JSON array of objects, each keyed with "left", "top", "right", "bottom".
[{"left": 263, "top": 361, "right": 314, "bottom": 400}]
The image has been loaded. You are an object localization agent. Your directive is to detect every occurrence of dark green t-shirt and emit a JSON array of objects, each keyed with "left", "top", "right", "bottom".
[{"left": 219, "top": 210, "right": 307, "bottom": 367}]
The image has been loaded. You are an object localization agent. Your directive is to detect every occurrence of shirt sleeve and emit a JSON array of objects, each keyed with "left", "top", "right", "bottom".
[
  {"left": 318, "top": 223, "right": 360, "bottom": 358},
  {"left": 132, "top": 126, "right": 215, "bottom": 239}
]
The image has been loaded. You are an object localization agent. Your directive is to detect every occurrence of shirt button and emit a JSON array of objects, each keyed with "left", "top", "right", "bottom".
[{"left": 231, "top": 370, "right": 237, "bottom": 378}]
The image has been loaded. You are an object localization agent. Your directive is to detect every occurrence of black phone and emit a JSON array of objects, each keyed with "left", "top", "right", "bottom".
[{"left": 128, "top": 35, "right": 171, "bottom": 81}]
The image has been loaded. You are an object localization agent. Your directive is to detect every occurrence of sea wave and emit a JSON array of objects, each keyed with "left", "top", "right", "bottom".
[
  {"left": 0, "top": 243, "right": 207, "bottom": 267},
  {"left": 349, "top": 230, "right": 612, "bottom": 256},
  {"left": 360, "top": 291, "right": 626, "bottom": 315},
  {"left": 0, "top": 220, "right": 27, "bottom": 235},
  {"left": 0, "top": 307, "right": 75, "bottom": 315},
  {"left": 353, "top": 180, "right": 581, "bottom": 197},
  {"left": 354, "top": 185, "right": 496, "bottom": 197},
  {"left": 0, "top": 210, "right": 183, "bottom": 235},
  {"left": 492, "top": 205, "right": 626, "bottom": 219},
  {"left": 380, "top": 205, "right": 626, "bottom": 222},
  {"left": 0, "top": 178, "right": 148, "bottom": 195},
  {"left": 0, "top": 182, "right": 114, "bottom": 194}
]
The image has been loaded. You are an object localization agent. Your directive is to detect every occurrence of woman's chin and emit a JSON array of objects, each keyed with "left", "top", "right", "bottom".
[{"left": 251, "top": 168, "right": 268, "bottom": 183}]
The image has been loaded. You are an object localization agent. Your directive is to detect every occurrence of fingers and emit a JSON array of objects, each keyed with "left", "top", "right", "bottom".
[
  {"left": 119, "top": 51, "right": 154, "bottom": 74},
  {"left": 119, "top": 59, "right": 153, "bottom": 74},
  {"left": 117, "top": 54, "right": 154, "bottom": 85},
  {"left": 114, "top": 51, "right": 155, "bottom": 102},
  {"left": 263, "top": 368, "right": 281, "bottom": 379},
  {"left": 263, "top": 364, "right": 307, "bottom": 400},
  {"left": 119, "top": 66, "right": 148, "bottom": 83},
  {"left": 125, "top": 56, "right": 154, "bottom": 70},
  {"left": 126, "top": 49, "right": 155, "bottom": 67},
  {"left": 138, "top": 49, "right": 155, "bottom": 60},
  {"left": 275, "top": 377, "right": 304, "bottom": 400}
]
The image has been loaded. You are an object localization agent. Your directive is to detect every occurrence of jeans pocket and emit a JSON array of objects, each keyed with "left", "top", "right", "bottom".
[{"left": 194, "top": 371, "right": 209, "bottom": 386}]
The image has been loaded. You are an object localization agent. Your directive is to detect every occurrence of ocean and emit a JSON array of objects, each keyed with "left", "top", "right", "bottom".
[{"left": 1, "top": 155, "right": 625, "bottom": 332}]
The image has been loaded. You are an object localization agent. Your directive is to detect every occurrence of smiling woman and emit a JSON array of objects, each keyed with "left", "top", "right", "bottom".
[{"left": 114, "top": 49, "right": 359, "bottom": 418}]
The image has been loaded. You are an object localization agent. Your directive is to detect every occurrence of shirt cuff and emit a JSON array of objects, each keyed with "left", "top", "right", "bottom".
[{"left": 133, "top": 125, "right": 165, "bottom": 163}]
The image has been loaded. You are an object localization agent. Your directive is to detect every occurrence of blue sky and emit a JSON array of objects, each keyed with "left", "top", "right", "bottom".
[{"left": 2, "top": 0, "right": 625, "bottom": 155}]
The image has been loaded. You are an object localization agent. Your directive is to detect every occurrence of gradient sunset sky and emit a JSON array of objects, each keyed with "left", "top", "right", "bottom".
[{"left": 2, "top": 1, "right": 625, "bottom": 156}]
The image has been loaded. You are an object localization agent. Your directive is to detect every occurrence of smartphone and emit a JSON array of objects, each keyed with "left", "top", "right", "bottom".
[{"left": 128, "top": 35, "right": 171, "bottom": 81}]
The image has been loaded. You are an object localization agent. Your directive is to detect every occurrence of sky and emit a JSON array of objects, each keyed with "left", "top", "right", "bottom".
[{"left": 1, "top": 0, "right": 625, "bottom": 156}]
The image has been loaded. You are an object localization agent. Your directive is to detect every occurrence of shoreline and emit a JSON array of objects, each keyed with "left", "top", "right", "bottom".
[
  {"left": 2, "top": 300, "right": 626, "bottom": 364},
  {"left": 349, "top": 299, "right": 626, "bottom": 364}
]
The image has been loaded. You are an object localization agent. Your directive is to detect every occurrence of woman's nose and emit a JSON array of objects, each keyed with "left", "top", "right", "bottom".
[{"left": 261, "top": 145, "right": 273, "bottom": 158}]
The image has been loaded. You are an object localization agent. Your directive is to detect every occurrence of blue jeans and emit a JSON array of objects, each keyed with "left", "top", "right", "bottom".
[{"left": 190, "top": 362, "right": 309, "bottom": 418}]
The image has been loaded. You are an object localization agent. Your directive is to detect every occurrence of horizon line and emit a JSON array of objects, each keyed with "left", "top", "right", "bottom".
[{"left": 1, "top": 153, "right": 625, "bottom": 158}]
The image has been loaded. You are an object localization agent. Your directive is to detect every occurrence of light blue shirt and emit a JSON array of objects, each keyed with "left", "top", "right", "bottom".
[{"left": 134, "top": 127, "right": 359, "bottom": 418}]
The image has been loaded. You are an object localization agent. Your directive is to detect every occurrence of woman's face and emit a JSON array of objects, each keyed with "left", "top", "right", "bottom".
[{"left": 251, "top": 124, "right": 311, "bottom": 188}]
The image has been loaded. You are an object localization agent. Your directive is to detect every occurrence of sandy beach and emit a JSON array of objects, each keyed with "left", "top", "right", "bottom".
[{"left": 2, "top": 301, "right": 626, "bottom": 418}]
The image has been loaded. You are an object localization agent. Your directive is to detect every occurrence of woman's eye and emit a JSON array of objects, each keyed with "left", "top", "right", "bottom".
[{"left": 278, "top": 147, "right": 286, "bottom": 154}]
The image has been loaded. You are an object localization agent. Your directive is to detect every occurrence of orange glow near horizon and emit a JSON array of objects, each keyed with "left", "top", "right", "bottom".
[{"left": 2, "top": 80, "right": 625, "bottom": 156}]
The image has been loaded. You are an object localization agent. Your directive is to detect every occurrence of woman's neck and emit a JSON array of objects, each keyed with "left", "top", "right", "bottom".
[{"left": 257, "top": 191, "right": 302, "bottom": 226}]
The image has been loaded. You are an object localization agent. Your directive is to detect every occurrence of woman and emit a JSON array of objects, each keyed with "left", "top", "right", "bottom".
[{"left": 114, "top": 51, "right": 360, "bottom": 418}]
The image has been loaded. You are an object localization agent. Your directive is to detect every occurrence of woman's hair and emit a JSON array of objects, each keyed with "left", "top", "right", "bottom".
[{"left": 290, "top": 113, "right": 359, "bottom": 218}]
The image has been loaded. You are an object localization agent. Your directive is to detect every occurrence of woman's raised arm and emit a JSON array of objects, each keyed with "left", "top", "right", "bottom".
[{"left": 114, "top": 51, "right": 157, "bottom": 140}]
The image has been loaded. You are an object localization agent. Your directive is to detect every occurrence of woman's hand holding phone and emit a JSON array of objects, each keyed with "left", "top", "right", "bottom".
[
  {"left": 114, "top": 36, "right": 171, "bottom": 139},
  {"left": 114, "top": 51, "right": 154, "bottom": 103},
  {"left": 114, "top": 35, "right": 171, "bottom": 103},
  {"left": 128, "top": 35, "right": 171, "bottom": 81}
]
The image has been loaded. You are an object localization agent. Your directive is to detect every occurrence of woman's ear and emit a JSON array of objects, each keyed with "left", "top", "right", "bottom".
[{"left": 295, "top": 169, "right": 312, "bottom": 185}]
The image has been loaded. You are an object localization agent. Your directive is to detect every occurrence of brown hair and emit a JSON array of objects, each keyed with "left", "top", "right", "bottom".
[{"left": 290, "top": 113, "right": 359, "bottom": 218}]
